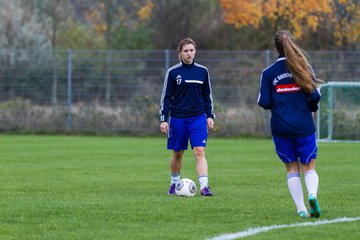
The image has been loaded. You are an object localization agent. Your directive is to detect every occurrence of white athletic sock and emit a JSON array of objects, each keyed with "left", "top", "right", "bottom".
[
  {"left": 304, "top": 170, "right": 319, "bottom": 197},
  {"left": 287, "top": 173, "right": 307, "bottom": 213},
  {"left": 170, "top": 173, "right": 180, "bottom": 185},
  {"left": 198, "top": 175, "right": 208, "bottom": 190}
]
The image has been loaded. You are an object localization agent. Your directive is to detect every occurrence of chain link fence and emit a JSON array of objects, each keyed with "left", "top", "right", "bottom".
[{"left": 0, "top": 49, "right": 359, "bottom": 137}]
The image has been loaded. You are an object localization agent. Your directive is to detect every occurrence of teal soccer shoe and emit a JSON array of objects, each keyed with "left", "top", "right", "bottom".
[{"left": 308, "top": 194, "right": 321, "bottom": 218}]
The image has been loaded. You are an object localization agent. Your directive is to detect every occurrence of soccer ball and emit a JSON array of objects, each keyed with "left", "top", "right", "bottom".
[{"left": 175, "top": 178, "right": 197, "bottom": 197}]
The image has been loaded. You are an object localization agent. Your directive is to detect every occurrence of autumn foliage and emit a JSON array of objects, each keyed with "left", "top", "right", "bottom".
[{"left": 220, "top": 0, "right": 359, "bottom": 45}]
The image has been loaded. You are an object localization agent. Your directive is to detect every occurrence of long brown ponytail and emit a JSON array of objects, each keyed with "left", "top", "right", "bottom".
[{"left": 274, "top": 30, "right": 317, "bottom": 94}]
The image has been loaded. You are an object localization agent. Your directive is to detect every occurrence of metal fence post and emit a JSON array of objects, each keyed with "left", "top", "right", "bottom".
[
  {"left": 327, "top": 86, "right": 333, "bottom": 140},
  {"left": 264, "top": 49, "right": 270, "bottom": 133},
  {"left": 67, "top": 49, "right": 72, "bottom": 130},
  {"left": 164, "top": 49, "right": 169, "bottom": 71}
]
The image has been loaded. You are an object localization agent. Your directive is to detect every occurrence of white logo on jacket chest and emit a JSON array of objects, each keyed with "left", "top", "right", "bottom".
[{"left": 176, "top": 75, "right": 182, "bottom": 85}]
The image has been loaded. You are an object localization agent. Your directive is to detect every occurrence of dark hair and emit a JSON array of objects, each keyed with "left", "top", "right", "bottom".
[{"left": 274, "top": 30, "right": 317, "bottom": 94}]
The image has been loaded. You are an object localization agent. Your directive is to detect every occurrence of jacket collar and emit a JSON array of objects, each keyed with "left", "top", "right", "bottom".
[
  {"left": 277, "top": 55, "right": 286, "bottom": 61},
  {"left": 181, "top": 60, "right": 195, "bottom": 67}
]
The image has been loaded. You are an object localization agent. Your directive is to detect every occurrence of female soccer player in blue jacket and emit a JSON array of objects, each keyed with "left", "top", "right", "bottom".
[
  {"left": 159, "top": 38, "right": 215, "bottom": 196},
  {"left": 257, "top": 30, "right": 321, "bottom": 218}
]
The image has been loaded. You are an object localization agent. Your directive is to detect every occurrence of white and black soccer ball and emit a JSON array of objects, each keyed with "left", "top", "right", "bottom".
[{"left": 175, "top": 178, "right": 197, "bottom": 197}]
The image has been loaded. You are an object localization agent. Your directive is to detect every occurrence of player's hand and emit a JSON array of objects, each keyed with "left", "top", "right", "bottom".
[
  {"left": 160, "top": 122, "right": 169, "bottom": 134},
  {"left": 207, "top": 118, "right": 214, "bottom": 129}
]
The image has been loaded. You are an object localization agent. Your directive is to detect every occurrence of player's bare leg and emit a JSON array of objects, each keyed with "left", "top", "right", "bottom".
[
  {"left": 171, "top": 150, "right": 184, "bottom": 173},
  {"left": 193, "top": 146, "right": 212, "bottom": 196}
]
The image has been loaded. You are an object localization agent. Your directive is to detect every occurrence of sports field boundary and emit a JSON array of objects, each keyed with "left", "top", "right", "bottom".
[{"left": 207, "top": 216, "right": 360, "bottom": 240}]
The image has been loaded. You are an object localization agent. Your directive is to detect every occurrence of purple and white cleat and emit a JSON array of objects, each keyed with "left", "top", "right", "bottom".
[
  {"left": 200, "top": 186, "right": 213, "bottom": 196},
  {"left": 168, "top": 183, "right": 176, "bottom": 195}
]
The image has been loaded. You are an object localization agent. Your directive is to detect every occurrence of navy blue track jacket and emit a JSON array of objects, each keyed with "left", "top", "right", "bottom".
[
  {"left": 257, "top": 56, "right": 321, "bottom": 138},
  {"left": 159, "top": 60, "right": 215, "bottom": 122}
]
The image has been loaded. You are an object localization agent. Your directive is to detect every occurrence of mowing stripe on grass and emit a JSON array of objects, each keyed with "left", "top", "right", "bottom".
[{"left": 207, "top": 216, "right": 360, "bottom": 240}]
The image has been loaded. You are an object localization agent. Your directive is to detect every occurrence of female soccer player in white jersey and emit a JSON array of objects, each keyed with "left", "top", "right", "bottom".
[{"left": 257, "top": 30, "right": 322, "bottom": 218}]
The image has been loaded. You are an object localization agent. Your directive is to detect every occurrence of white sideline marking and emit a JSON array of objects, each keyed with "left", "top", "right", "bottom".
[{"left": 207, "top": 217, "right": 360, "bottom": 240}]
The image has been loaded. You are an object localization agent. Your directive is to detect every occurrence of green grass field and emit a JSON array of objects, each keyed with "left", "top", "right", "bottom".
[{"left": 0, "top": 135, "right": 359, "bottom": 240}]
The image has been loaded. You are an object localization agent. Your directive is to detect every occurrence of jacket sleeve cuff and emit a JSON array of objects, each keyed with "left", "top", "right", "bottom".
[
  {"left": 207, "top": 114, "right": 215, "bottom": 119},
  {"left": 160, "top": 115, "right": 168, "bottom": 122}
]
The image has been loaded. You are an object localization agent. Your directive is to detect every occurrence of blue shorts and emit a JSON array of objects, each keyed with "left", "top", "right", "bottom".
[
  {"left": 167, "top": 114, "right": 208, "bottom": 151},
  {"left": 272, "top": 132, "right": 317, "bottom": 164}
]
